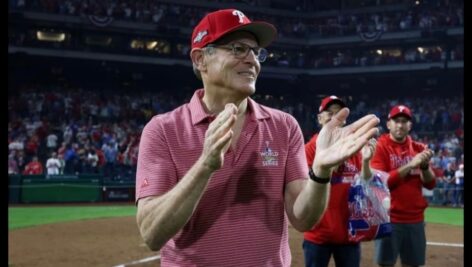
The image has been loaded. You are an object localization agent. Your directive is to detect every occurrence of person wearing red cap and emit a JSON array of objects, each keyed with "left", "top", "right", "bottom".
[
  {"left": 303, "top": 96, "right": 377, "bottom": 267},
  {"left": 135, "top": 9, "right": 380, "bottom": 266},
  {"left": 371, "top": 105, "right": 436, "bottom": 267}
]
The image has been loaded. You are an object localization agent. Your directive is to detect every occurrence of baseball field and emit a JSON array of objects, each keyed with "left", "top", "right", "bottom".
[{"left": 8, "top": 204, "right": 463, "bottom": 267}]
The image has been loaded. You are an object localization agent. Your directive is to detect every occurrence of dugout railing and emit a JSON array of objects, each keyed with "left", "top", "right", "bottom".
[
  {"left": 9, "top": 174, "right": 463, "bottom": 207},
  {"left": 8, "top": 174, "right": 136, "bottom": 204}
]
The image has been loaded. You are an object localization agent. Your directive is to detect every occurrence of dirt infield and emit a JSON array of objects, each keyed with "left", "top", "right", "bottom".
[{"left": 9, "top": 216, "right": 463, "bottom": 267}]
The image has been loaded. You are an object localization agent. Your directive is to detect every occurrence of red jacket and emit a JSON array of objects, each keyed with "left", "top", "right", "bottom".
[
  {"left": 304, "top": 133, "right": 362, "bottom": 244},
  {"left": 23, "top": 161, "right": 44, "bottom": 175},
  {"left": 371, "top": 134, "right": 436, "bottom": 223}
]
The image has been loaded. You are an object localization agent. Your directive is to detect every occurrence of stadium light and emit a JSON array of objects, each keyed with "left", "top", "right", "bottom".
[
  {"left": 146, "top": 41, "right": 157, "bottom": 50},
  {"left": 36, "top": 31, "right": 65, "bottom": 42},
  {"left": 130, "top": 40, "right": 145, "bottom": 49}
]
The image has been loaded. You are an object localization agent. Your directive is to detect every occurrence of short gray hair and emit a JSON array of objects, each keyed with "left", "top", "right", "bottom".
[
  {"left": 193, "top": 63, "right": 202, "bottom": 80},
  {"left": 192, "top": 46, "right": 216, "bottom": 80}
]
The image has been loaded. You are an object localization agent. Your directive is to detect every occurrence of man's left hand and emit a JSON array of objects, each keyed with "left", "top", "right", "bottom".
[{"left": 313, "top": 108, "right": 379, "bottom": 177}]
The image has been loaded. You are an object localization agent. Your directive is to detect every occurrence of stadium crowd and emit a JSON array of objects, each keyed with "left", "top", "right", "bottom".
[
  {"left": 8, "top": 0, "right": 463, "bottom": 206},
  {"left": 8, "top": 82, "right": 463, "bottom": 207},
  {"left": 9, "top": 0, "right": 463, "bottom": 71},
  {"left": 11, "top": 0, "right": 463, "bottom": 39}
]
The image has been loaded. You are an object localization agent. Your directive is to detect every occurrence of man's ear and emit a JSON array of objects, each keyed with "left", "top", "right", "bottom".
[{"left": 190, "top": 48, "right": 206, "bottom": 72}]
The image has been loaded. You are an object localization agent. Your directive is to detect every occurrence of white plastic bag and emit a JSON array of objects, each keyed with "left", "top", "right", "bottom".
[{"left": 347, "top": 171, "right": 392, "bottom": 242}]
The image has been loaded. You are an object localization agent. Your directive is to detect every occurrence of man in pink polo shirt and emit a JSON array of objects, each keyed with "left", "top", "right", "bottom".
[{"left": 135, "top": 9, "right": 380, "bottom": 266}]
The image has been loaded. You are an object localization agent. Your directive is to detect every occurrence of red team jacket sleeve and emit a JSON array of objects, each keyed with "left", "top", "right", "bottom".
[
  {"left": 423, "top": 179, "right": 436, "bottom": 190},
  {"left": 304, "top": 134, "right": 317, "bottom": 167},
  {"left": 371, "top": 140, "right": 403, "bottom": 189},
  {"left": 412, "top": 141, "right": 437, "bottom": 189}
]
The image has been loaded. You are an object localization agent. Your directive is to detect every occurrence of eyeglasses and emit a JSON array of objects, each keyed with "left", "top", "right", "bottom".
[{"left": 206, "top": 42, "right": 269, "bottom": 63}]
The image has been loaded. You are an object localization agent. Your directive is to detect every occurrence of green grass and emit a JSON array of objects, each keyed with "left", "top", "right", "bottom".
[
  {"left": 8, "top": 205, "right": 463, "bottom": 231},
  {"left": 425, "top": 207, "right": 463, "bottom": 226},
  {"left": 8, "top": 205, "right": 137, "bottom": 230}
]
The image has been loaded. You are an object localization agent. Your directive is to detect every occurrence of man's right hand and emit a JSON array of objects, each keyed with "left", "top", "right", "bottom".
[
  {"left": 200, "top": 104, "right": 237, "bottom": 171},
  {"left": 409, "top": 149, "right": 434, "bottom": 169}
]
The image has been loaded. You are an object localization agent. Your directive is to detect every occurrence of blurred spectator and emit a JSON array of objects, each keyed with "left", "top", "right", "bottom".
[
  {"left": 58, "top": 153, "right": 66, "bottom": 174},
  {"left": 8, "top": 138, "right": 24, "bottom": 152},
  {"left": 442, "top": 163, "right": 456, "bottom": 206},
  {"left": 84, "top": 148, "right": 99, "bottom": 174},
  {"left": 63, "top": 143, "right": 77, "bottom": 174},
  {"left": 453, "top": 164, "right": 464, "bottom": 207},
  {"left": 46, "top": 131, "right": 58, "bottom": 153},
  {"left": 8, "top": 153, "right": 19, "bottom": 175},
  {"left": 22, "top": 156, "right": 44, "bottom": 175},
  {"left": 102, "top": 140, "right": 118, "bottom": 179},
  {"left": 46, "top": 152, "right": 61, "bottom": 175}
]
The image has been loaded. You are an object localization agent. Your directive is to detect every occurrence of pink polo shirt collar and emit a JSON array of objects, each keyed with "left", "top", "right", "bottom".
[{"left": 189, "top": 89, "right": 270, "bottom": 125}]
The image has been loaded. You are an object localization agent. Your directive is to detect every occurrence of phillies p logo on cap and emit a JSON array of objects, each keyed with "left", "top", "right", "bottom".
[
  {"left": 388, "top": 105, "right": 412, "bottom": 120},
  {"left": 191, "top": 9, "right": 277, "bottom": 49}
]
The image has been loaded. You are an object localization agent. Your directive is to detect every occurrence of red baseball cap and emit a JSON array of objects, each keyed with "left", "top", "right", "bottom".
[
  {"left": 191, "top": 9, "right": 277, "bottom": 49},
  {"left": 319, "top": 95, "right": 346, "bottom": 112},
  {"left": 388, "top": 105, "right": 412, "bottom": 120}
]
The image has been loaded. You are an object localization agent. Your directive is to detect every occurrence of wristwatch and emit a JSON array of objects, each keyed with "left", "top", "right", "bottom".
[{"left": 308, "top": 168, "right": 330, "bottom": 184}]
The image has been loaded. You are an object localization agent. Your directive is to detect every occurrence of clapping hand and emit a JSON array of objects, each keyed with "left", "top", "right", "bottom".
[
  {"left": 410, "top": 149, "right": 434, "bottom": 169},
  {"left": 200, "top": 104, "right": 237, "bottom": 171},
  {"left": 313, "top": 108, "right": 379, "bottom": 177},
  {"left": 361, "top": 138, "right": 377, "bottom": 162}
]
